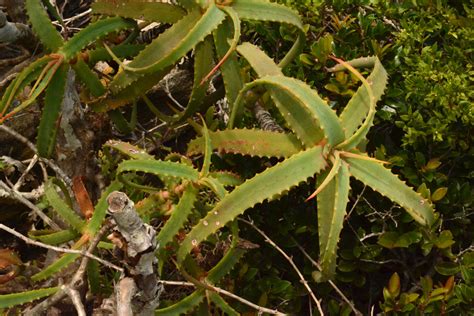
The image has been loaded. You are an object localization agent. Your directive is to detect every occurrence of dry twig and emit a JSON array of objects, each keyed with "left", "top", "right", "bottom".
[
  {"left": 293, "top": 239, "right": 362, "bottom": 315},
  {"left": 25, "top": 221, "right": 119, "bottom": 315},
  {"left": 239, "top": 218, "right": 325, "bottom": 316},
  {"left": 169, "top": 266, "right": 287, "bottom": 316},
  {"left": 0, "top": 223, "right": 123, "bottom": 271}
]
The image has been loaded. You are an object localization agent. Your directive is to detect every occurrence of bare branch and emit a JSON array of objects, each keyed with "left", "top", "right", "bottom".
[
  {"left": 292, "top": 239, "right": 362, "bottom": 316},
  {"left": 0, "top": 223, "right": 123, "bottom": 272},
  {"left": 25, "top": 221, "right": 119, "bottom": 315},
  {"left": 239, "top": 218, "right": 325, "bottom": 316},
  {"left": 0, "top": 180, "right": 59, "bottom": 229}
]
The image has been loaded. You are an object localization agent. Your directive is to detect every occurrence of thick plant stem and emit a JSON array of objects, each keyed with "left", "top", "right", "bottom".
[{"left": 106, "top": 191, "right": 162, "bottom": 316}]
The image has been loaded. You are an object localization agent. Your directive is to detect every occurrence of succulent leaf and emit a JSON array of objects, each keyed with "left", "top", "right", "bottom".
[
  {"left": 85, "top": 180, "right": 123, "bottom": 236},
  {"left": 0, "top": 287, "right": 59, "bottom": 308},
  {"left": 117, "top": 160, "right": 200, "bottom": 181},
  {"left": 25, "top": 0, "right": 63, "bottom": 51},
  {"left": 73, "top": 58, "right": 106, "bottom": 98},
  {"left": 199, "top": 177, "right": 227, "bottom": 200},
  {"left": 37, "top": 64, "right": 68, "bottom": 158},
  {"left": 157, "top": 183, "right": 197, "bottom": 252},
  {"left": 187, "top": 129, "right": 303, "bottom": 158},
  {"left": 177, "top": 145, "right": 327, "bottom": 263},
  {"left": 316, "top": 161, "right": 350, "bottom": 281},
  {"left": 173, "top": 38, "right": 215, "bottom": 122},
  {"left": 327, "top": 56, "right": 376, "bottom": 73},
  {"left": 110, "top": 6, "right": 225, "bottom": 91},
  {"left": 60, "top": 17, "right": 136, "bottom": 61},
  {"left": 338, "top": 56, "right": 388, "bottom": 142},
  {"left": 208, "top": 171, "right": 243, "bottom": 187},
  {"left": 32, "top": 253, "right": 80, "bottom": 281},
  {"left": 231, "top": 76, "right": 345, "bottom": 147},
  {"left": 213, "top": 18, "right": 244, "bottom": 106},
  {"left": 346, "top": 155, "right": 435, "bottom": 226},
  {"left": 0, "top": 56, "right": 51, "bottom": 116},
  {"left": 29, "top": 229, "right": 78, "bottom": 245},
  {"left": 92, "top": 0, "right": 186, "bottom": 23},
  {"left": 104, "top": 140, "right": 153, "bottom": 160},
  {"left": 157, "top": 230, "right": 245, "bottom": 315},
  {"left": 232, "top": 0, "right": 304, "bottom": 68},
  {"left": 236, "top": 42, "right": 283, "bottom": 76},
  {"left": 209, "top": 292, "right": 239, "bottom": 316},
  {"left": 44, "top": 179, "right": 86, "bottom": 233}
]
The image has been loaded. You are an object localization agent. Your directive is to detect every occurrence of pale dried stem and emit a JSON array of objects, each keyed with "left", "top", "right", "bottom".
[
  {"left": 0, "top": 125, "right": 72, "bottom": 187},
  {"left": 0, "top": 223, "right": 123, "bottom": 272},
  {"left": 166, "top": 269, "right": 286, "bottom": 316},
  {"left": 25, "top": 221, "right": 119, "bottom": 315},
  {"left": 13, "top": 154, "right": 38, "bottom": 190},
  {"left": 64, "top": 287, "right": 86, "bottom": 316},
  {"left": 0, "top": 180, "right": 59, "bottom": 229}
]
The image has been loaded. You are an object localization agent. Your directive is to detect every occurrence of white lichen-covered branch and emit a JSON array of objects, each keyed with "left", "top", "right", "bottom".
[{"left": 101, "top": 191, "right": 162, "bottom": 316}]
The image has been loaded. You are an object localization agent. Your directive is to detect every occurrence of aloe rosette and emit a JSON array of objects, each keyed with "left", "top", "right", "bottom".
[{"left": 183, "top": 43, "right": 435, "bottom": 281}]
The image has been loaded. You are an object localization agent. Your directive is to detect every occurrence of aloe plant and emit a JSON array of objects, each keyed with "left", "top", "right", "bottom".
[
  {"left": 180, "top": 43, "right": 436, "bottom": 281},
  {"left": 91, "top": 0, "right": 304, "bottom": 120},
  {"left": 0, "top": 0, "right": 136, "bottom": 157}
]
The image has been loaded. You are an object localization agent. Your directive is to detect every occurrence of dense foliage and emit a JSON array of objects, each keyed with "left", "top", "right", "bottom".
[{"left": 0, "top": 0, "right": 472, "bottom": 314}]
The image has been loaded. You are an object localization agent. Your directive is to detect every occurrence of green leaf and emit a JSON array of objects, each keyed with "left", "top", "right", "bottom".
[
  {"left": 157, "top": 234, "right": 245, "bottom": 315},
  {"left": 110, "top": 6, "right": 225, "bottom": 91},
  {"left": 233, "top": 0, "right": 303, "bottom": 30},
  {"left": 29, "top": 229, "right": 78, "bottom": 245},
  {"left": 157, "top": 184, "right": 197, "bottom": 251},
  {"left": 25, "top": 0, "right": 63, "bottom": 51},
  {"left": 4, "top": 60, "right": 63, "bottom": 121},
  {"left": 231, "top": 76, "right": 344, "bottom": 147},
  {"left": 339, "top": 57, "right": 388, "bottom": 141},
  {"left": 208, "top": 292, "right": 239, "bottom": 316},
  {"left": 377, "top": 232, "right": 399, "bottom": 249},
  {"left": 44, "top": 180, "right": 86, "bottom": 233},
  {"left": 86, "top": 180, "right": 123, "bottom": 236},
  {"left": 431, "top": 187, "right": 448, "bottom": 202},
  {"left": 92, "top": 0, "right": 186, "bottom": 23},
  {"left": 200, "top": 119, "right": 212, "bottom": 177},
  {"left": 36, "top": 64, "right": 68, "bottom": 157},
  {"left": 316, "top": 161, "right": 350, "bottom": 281},
  {"left": 32, "top": 253, "right": 80, "bottom": 281},
  {"left": 236, "top": 42, "right": 283, "bottom": 77},
  {"left": 104, "top": 140, "right": 154, "bottom": 160},
  {"left": 208, "top": 171, "right": 242, "bottom": 187},
  {"left": 232, "top": 0, "right": 304, "bottom": 68},
  {"left": 213, "top": 18, "right": 243, "bottom": 107},
  {"left": 60, "top": 17, "right": 136, "bottom": 61},
  {"left": 72, "top": 58, "right": 106, "bottom": 98},
  {"left": 92, "top": 67, "right": 170, "bottom": 112},
  {"left": 86, "top": 43, "right": 144, "bottom": 66},
  {"left": 327, "top": 56, "right": 377, "bottom": 73},
  {"left": 178, "top": 145, "right": 327, "bottom": 263},
  {"left": 346, "top": 156, "right": 435, "bottom": 226},
  {"left": 155, "top": 291, "right": 205, "bottom": 315},
  {"left": 187, "top": 129, "right": 303, "bottom": 158},
  {"left": 173, "top": 38, "right": 215, "bottom": 122},
  {"left": 0, "top": 56, "right": 51, "bottom": 115},
  {"left": 434, "top": 230, "right": 455, "bottom": 249},
  {"left": 0, "top": 287, "right": 58, "bottom": 308},
  {"left": 117, "top": 160, "right": 199, "bottom": 181},
  {"left": 388, "top": 272, "right": 401, "bottom": 298},
  {"left": 435, "top": 262, "right": 460, "bottom": 276},
  {"left": 199, "top": 177, "right": 227, "bottom": 200}
]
